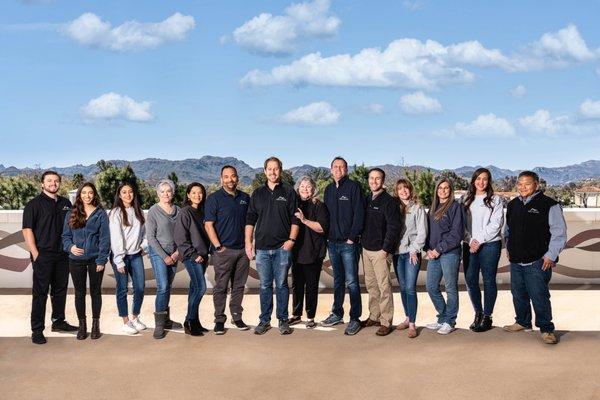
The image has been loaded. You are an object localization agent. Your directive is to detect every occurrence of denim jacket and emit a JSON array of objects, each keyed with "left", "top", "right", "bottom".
[{"left": 62, "top": 207, "right": 110, "bottom": 265}]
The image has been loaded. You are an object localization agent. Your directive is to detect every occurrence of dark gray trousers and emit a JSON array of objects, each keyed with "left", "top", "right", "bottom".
[{"left": 211, "top": 248, "right": 249, "bottom": 323}]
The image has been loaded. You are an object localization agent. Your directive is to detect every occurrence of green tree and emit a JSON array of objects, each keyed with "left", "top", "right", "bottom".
[
  {"left": 167, "top": 172, "right": 187, "bottom": 206},
  {"left": 251, "top": 170, "right": 295, "bottom": 191},
  {"left": 138, "top": 179, "right": 158, "bottom": 209},
  {"left": 71, "top": 173, "right": 84, "bottom": 190},
  {"left": 438, "top": 170, "right": 469, "bottom": 190},
  {"left": 349, "top": 164, "right": 370, "bottom": 195},
  {"left": 96, "top": 159, "right": 114, "bottom": 172},
  {"left": 307, "top": 167, "right": 332, "bottom": 198},
  {"left": 94, "top": 164, "right": 138, "bottom": 208},
  {"left": 0, "top": 176, "right": 38, "bottom": 209},
  {"left": 405, "top": 169, "right": 435, "bottom": 207}
]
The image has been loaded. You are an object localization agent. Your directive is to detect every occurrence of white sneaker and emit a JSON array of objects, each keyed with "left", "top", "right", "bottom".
[
  {"left": 122, "top": 321, "right": 138, "bottom": 335},
  {"left": 131, "top": 317, "right": 147, "bottom": 331},
  {"left": 426, "top": 322, "right": 442, "bottom": 330},
  {"left": 437, "top": 323, "right": 456, "bottom": 335}
]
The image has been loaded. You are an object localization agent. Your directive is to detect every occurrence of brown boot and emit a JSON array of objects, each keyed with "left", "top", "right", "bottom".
[
  {"left": 375, "top": 325, "right": 391, "bottom": 336},
  {"left": 361, "top": 319, "right": 381, "bottom": 328}
]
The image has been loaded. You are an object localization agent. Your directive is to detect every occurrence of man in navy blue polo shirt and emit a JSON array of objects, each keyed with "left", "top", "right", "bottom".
[{"left": 204, "top": 165, "right": 251, "bottom": 334}]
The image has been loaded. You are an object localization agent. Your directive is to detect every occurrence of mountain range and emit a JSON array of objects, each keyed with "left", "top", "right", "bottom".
[{"left": 1, "top": 157, "right": 599, "bottom": 186}]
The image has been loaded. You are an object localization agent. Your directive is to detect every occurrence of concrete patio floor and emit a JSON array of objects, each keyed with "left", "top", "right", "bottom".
[{"left": 1, "top": 290, "right": 599, "bottom": 399}]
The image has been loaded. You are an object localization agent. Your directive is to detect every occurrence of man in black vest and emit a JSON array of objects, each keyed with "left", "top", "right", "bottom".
[
  {"left": 503, "top": 171, "right": 567, "bottom": 344},
  {"left": 22, "top": 171, "right": 78, "bottom": 344}
]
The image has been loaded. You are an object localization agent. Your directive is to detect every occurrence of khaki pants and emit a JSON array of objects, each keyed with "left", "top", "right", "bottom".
[{"left": 362, "top": 249, "right": 394, "bottom": 327}]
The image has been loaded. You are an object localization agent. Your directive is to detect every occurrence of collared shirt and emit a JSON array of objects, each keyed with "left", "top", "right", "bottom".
[
  {"left": 504, "top": 191, "right": 567, "bottom": 264},
  {"left": 205, "top": 187, "right": 249, "bottom": 250},
  {"left": 22, "top": 192, "right": 72, "bottom": 255},
  {"left": 246, "top": 182, "right": 299, "bottom": 250}
]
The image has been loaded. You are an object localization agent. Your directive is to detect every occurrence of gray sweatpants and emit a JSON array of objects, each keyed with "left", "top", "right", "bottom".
[{"left": 211, "top": 248, "right": 250, "bottom": 323}]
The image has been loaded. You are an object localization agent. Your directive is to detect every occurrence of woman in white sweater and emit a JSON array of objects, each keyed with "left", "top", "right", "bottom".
[
  {"left": 462, "top": 168, "right": 504, "bottom": 332},
  {"left": 393, "top": 179, "right": 427, "bottom": 338},
  {"left": 109, "top": 182, "right": 148, "bottom": 335}
]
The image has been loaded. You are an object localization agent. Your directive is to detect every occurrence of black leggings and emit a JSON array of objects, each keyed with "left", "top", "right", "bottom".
[
  {"left": 69, "top": 259, "right": 104, "bottom": 319},
  {"left": 291, "top": 259, "right": 323, "bottom": 319}
]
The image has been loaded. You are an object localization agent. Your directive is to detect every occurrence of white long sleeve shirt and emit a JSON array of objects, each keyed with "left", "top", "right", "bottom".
[
  {"left": 109, "top": 207, "right": 147, "bottom": 268},
  {"left": 465, "top": 194, "right": 503, "bottom": 244}
]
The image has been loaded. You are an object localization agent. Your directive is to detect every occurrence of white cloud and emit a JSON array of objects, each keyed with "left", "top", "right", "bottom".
[
  {"left": 510, "top": 85, "right": 526, "bottom": 98},
  {"left": 518, "top": 109, "right": 568, "bottom": 134},
  {"left": 63, "top": 12, "right": 195, "bottom": 51},
  {"left": 241, "top": 25, "right": 600, "bottom": 89},
  {"left": 81, "top": 92, "right": 154, "bottom": 122},
  {"left": 454, "top": 114, "right": 515, "bottom": 137},
  {"left": 279, "top": 101, "right": 340, "bottom": 125},
  {"left": 365, "top": 103, "right": 384, "bottom": 114},
  {"left": 579, "top": 99, "right": 600, "bottom": 119},
  {"left": 399, "top": 91, "right": 442, "bottom": 115},
  {"left": 233, "top": 0, "right": 340, "bottom": 56}
]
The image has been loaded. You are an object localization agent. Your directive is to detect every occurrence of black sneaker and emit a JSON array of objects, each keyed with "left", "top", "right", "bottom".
[
  {"left": 214, "top": 322, "right": 226, "bottom": 335},
  {"left": 31, "top": 331, "right": 46, "bottom": 345},
  {"left": 51, "top": 320, "right": 78, "bottom": 332},
  {"left": 233, "top": 320, "right": 250, "bottom": 331},
  {"left": 287, "top": 315, "right": 302, "bottom": 326},
  {"left": 278, "top": 320, "right": 293, "bottom": 335},
  {"left": 254, "top": 321, "right": 271, "bottom": 335}
]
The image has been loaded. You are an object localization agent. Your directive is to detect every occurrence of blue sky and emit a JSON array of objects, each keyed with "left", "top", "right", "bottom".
[{"left": 1, "top": 0, "right": 600, "bottom": 171}]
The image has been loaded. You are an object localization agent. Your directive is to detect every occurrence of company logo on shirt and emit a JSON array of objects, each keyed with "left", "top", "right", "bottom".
[
  {"left": 239, "top": 200, "right": 248, "bottom": 205},
  {"left": 528, "top": 208, "right": 540, "bottom": 214},
  {"left": 275, "top": 196, "right": 287, "bottom": 202},
  {"left": 62, "top": 206, "right": 70, "bottom": 211},
  {"left": 339, "top": 195, "right": 349, "bottom": 201}
]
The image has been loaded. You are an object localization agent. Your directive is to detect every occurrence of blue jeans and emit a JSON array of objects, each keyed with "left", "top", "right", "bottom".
[
  {"left": 183, "top": 259, "right": 206, "bottom": 321},
  {"left": 148, "top": 246, "right": 177, "bottom": 313},
  {"left": 426, "top": 249, "right": 460, "bottom": 327},
  {"left": 328, "top": 242, "right": 362, "bottom": 321},
  {"left": 510, "top": 259, "right": 554, "bottom": 333},
  {"left": 394, "top": 253, "right": 420, "bottom": 323},
  {"left": 463, "top": 240, "right": 501, "bottom": 316},
  {"left": 255, "top": 248, "right": 291, "bottom": 324},
  {"left": 111, "top": 252, "right": 146, "bottom": 317}
]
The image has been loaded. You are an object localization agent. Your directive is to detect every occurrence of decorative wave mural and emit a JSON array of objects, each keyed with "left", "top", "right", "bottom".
[{"left": 1, "top": 211, "right": 599, "bottom": 287}]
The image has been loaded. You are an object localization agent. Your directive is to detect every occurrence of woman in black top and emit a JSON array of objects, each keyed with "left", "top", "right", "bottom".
[
  {"left": 288, "top": 176, "right": 330, "bottom": 329},
  {"left": 174, "top": 182, "right": 209, "bottom": 336}
]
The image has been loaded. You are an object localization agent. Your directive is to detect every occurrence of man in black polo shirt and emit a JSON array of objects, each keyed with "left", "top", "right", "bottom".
[
  {"left": 245, "top": 156, "right": 299, "bottom": 335},
  {"left": 204, "top": 165, "right": 251, "bottom": 335},
  {"left": 22, "top": 171, "right": 77, "bottom": 344}
]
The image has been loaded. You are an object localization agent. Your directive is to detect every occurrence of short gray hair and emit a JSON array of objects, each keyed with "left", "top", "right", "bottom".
[
  {"left": 156, "top": 179, "right": 175, "bottom": 194},
  {"left": 295, "top": 176, "right": 317, "bottom": 197}
]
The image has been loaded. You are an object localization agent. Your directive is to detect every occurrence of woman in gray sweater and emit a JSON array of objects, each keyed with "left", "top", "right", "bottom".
[
  {"left": 393, "top": 179, "right": 427, "bottom": 338},
  {"left": 146, "top": 179, "right": 181, "bottom": 339},
  {"left": 174, "top": 182, "right": 209, "bottom": 337}
]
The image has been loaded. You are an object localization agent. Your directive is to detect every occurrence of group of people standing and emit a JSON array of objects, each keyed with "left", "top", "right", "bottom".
[{"left": 23, "top": 156, "right": 567, "bottom": 345}]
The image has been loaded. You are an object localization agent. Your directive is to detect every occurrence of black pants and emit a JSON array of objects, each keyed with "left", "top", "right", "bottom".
[
  {"left": 291, "top": 259, "right": 323, "bottom": 319},
  {"left": 69, "top": 259, "right": 104, "bottom": 320},
  {"left": 31, "top": 252, "right": 69, "bottom": 333}
]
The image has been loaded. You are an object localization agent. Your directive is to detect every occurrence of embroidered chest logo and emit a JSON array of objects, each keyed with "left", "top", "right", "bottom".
[
  {"left": 339, "top": 195, "right": 349, "bottom": 201},
  {"left": 62, "top": 206, "right": 70, "bottom": 211},
  {"left": 275, "top": 196, "right": 287, "bottom": 202},
  {"left": 528, "top": 208, "right": 540, "bottom": 214},
  {"left": 239, "top": 200, "right": 248, "bottom": 205}
]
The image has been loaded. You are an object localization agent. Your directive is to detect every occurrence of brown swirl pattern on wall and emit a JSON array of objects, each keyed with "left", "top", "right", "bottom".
[{"left": 2, "top": 229, "right": 599, "bottom": 280}]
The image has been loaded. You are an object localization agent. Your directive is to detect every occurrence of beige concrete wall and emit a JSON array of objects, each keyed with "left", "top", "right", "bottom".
[{"left": 1, "top": 209, "right": 599, "bottom": 288}]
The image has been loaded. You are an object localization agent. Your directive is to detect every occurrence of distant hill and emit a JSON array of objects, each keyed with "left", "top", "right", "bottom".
[{"left": 1, "top": 157, "right": 599, "bottom": 186}]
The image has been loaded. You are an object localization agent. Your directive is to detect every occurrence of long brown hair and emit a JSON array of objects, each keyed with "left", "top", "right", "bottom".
[
  {"left": 111, "top": 182, "right": 145, "bottom": 227},
  {"left": 430, "top": 178, "right": 455, "bottom": 221},
  {"left": 69, "top": 182, "right": 101, "bottom": 229},
  {"left": 464, "top": 168, "right": 494, "bottom": 210},
  {"left": 393, "top": 178, "right": 417, "bottom": 215}
]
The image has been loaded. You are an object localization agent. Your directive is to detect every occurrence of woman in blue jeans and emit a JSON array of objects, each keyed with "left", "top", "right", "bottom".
[
  {"left": 393, "top": 179, "right": 427, "bottom": 338},
  {"left": 146, "top": 179, "right": 181, "bottom": 339},
  {"left": 109, "top": 182, "right": 148, "bottom": 335},
  {"left": 174, "top": 182, "right": 209, "bottom": 337},
  {"left": 462, "top": 168, "right": 504, "bottom": 332},
  {"left": 425, "top": 178, "right": 464, "bottom": 335}
]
